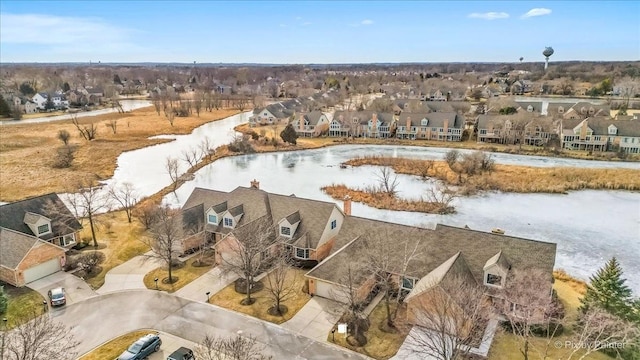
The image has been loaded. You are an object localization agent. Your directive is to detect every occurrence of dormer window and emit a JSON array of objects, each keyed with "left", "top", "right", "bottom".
[
  {"left": 608, "top": 124, "right": 618, "bottom": 135},
  {"left": 421, "top": 118, "right": 428, "bottom": 126},
  {"left": 401, "top": 276, "right": 417, "bottom": 290},
  {"left": 486, "top": 273, "right": 502, "bottom": 285},
  {"left": 224, "top": 217, "right": 233, "bottom": 227},
  {"left": 280, "top": 226, "right": 291, "bottom": 236},
  {"left": 37, "top": 224, "right": 50, "bottom": 234},
  {"left": 208, "top": 214, "right": 218, "bottom": 224},
  {"left": 527, "top": 105, "right": 533, "bottom": 112},
  {"left": 295, "top": 247, "right": 310, "bottom": 259},
  {"left": 483, "top": 251, "right": 509, "bottom": 288},
  {"left": 558, "top": 106, "right": 564, "bottom": 113}
]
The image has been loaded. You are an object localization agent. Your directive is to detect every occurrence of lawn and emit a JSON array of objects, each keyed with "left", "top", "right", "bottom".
[
  {"left": 329, "top": 302, "right": 410, "bottom": 360},
  {"left": 78, "top": 329, "right": 152, "bottom": 360},
  {"left": 77, "top": 210, "right": 150, "bottom": 289},
  {"left": 0, "top": 282, "right": 46, "bottom": 329},
  {"left": 143, "top": 253, "right": 215, "bottom": 293},
  {"left": 0, "top": 107, "right": 240, "bottom": 202},
  {"left": 486, "top": 275, "right": 612, "bottom": 360},
  {"left": 208, "top": 268, "right": 310, "bottom": 324}
]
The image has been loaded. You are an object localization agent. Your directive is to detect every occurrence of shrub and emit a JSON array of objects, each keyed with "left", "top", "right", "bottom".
[
  {"left": 0, "top": 285, "right": 8, "bottom": 314},
  {"left": 75, "top": 251, "right": 106, "bottom": 274},
  {"left": 228, "top": 135, "right": 255, "bottom": 153}
]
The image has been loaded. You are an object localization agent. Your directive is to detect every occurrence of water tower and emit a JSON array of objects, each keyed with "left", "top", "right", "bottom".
[{"left": 543, "top": 47, "right": 554, "bottom": 71}]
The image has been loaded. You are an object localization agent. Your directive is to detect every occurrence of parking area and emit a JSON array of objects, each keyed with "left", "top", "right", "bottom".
[
  {"left": 149, "top": 332, "right": 198, "bottom": 360},
  {"left": 27, "top": 271, "right": 96, "bottom": 307},
  {"left": 281, "top": 297, "right": 343, "bottom": 342}
]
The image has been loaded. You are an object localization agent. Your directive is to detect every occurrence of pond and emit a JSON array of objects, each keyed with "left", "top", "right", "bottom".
[{"left": 86, "top": 110, "right": 639, "bottom": 292}]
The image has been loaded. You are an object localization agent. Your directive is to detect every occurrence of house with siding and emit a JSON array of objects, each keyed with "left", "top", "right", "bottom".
[
  {"left": 396, "top": 112, "right": 464, "bottom": 141},
  {"left": 561, "top": 118, "right": 640, "bottom": 153},
  {"left": 291, "top": 111, "right": 332, "bottom": 137},
  {"left": 477, "top": 115, "right": 557, "bottom": 146},
  {"left": 0, "top": 193, "right": 82, "bottom": 286}
]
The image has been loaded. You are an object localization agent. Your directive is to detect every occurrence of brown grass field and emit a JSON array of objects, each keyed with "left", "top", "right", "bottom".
[
  {"left": 343, "top": 156, "right": 640, "bottom": 194},
  {"left": 0, "top": 106, "right": 240, "bottom": 202}
]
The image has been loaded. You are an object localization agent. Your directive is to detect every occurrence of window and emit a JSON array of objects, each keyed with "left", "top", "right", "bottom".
[
  {"left": 280, "top": 226, "right": 291, "bottom": 236},
  {"left": 224, "top": 217, "right": 233, "bottom": 227},
  {"left": 421, "top": 119, "right": 428, "bottom": 126},
  {"left": 486, "top": 273, "right": 503, "bottom": 286},
  {"left": 401, "top": 277, "right": 416, "bottom": 290},
  {"left": 37, "top": 224, "right": 50, "bottom": 234},
  {"left": 61, "top": 233, "right": 76, "bottom": 246},
  {"left": 295, "top": 248, "right": 310, "bottom": 259},
  {"left": 208, "top": 214, "right": 217, "bottom": 224},
  {"left": 330, "top": 220, "right": 337, "bottom": 229}
]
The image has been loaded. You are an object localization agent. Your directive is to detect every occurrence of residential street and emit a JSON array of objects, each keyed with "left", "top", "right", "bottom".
[{"left": 50, "top": 289, "right": 369, "bottom": 359}]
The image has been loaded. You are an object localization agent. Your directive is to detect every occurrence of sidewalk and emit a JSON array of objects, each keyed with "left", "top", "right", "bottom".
[
  {"left": 174, "top": 267, "right": 237, "bottom": 302},
  {"left": 96, "top": 251, "right": 164, "bottom": 294}
]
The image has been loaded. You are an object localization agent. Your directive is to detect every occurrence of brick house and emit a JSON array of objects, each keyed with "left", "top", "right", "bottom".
[{"left": 0, "top": 193, "right": 82, "bottom": 286}]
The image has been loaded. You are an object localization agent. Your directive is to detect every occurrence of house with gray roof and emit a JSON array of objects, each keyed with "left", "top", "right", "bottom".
[
  {"left": 396, "top": 112, "right": 464, "bottom": 141},
  {"left": 561, "top": 117, "right": 640, "bottom": 153},
  {"left": 291, "top": 111, "right": 332, "bottom": 137},
  {"left": 0, "top": 193, "right": 81, "bottom": 286}
]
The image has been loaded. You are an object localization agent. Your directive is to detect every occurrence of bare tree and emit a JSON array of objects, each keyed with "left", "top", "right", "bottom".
[
  {"left": 330, "top": 263, "right": 369, "bottom": 346},
  {"left": 362, "top": 231, "right": 422, "bottom": 328},
  {"left": 195, "top": 334, "right": 273, "bottom": 360},
  {"left": 141, "top": 205, "right": 182, "bottom": 284},
  {"left": 71, "top": 114, "right": 97, "bottom": 141},
  {"left": 497, "top": 269, "right": 564, "bottom": 360},
  {"left": 2, "top": 312, "right": 80, "bottom": 360},
  {"left": 133, "top": 200, "right": 161, "bottom": 230},
  {"left": 165, "top": 157, "right": 180, "bottom": 191},
  {"left": 407, "top": 276, "right": 492, "bottom": 360},
  {"left": 264, "top": 253, "right": 298, "bottom": 316},
  {"left": 219, "top": 216, "right": 276, "bottom": 305},
  {"left": 375, "top": 167, "right": 400, "bottom": 197},
  {"left": 57, "top": 129, "right": 71, "bottom": 145},
  {"left": 181, "top": 147, "right": 201, "bottom": 168},
  {"left": 165, "top": 108, "right": 175, "bottom": 126},
  {"left": 107, "top": 182, "right": 139, "bottom": 223},
  {"left": 424, "top": 183, "right": 457, "bottom": 214},
  {"left": 193, "top": 91, "right": 204, "bottom": 117},
  {"left": 59, "top": 181, "right": 109, "bottom": 247},
  {"left": 444, "top": 150, "right": 465, "bottom": 184},
  {"left": 152, "top": 94, "right": 162, "bottom": 115},
  {"left": 105, "top": 119, "right": 117, "bottom": 134},
  {"left": 199, "top": 137, "right": 216, "bottom": 161},
  {"left": 565, "top": 307, "right": 639, "bottom": 360}
]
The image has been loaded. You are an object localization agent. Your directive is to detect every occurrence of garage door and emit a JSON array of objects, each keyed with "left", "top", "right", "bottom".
[
  {"left": 24, "top": 258, "right": 61, "bottom": 283},
  {"left": 315, "top": 281, "right": 348, "bottom": 303}
]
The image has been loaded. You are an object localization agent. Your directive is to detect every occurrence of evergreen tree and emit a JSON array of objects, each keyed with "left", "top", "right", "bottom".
[
  {"left": 280, "top": 124, "right": 298, "bottom": 145},
  {"left": 0, "top": 285, "right": 8, "bottom": 314},
  {"left": 44, "top": 94, "right": 55, "bottom": 110},
  {"left": 580, "top": 257, "right": 634, "bottom": 320},
  {"left": 62, "top": 82, "right": 71, "bottom": 92},
  {"left": 0, "top": 94, "right": 11, "bottom": 117}
]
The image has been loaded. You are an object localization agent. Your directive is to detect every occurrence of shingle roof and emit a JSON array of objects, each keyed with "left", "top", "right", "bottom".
[
  {"left": 399, "top": 112, "right": 463, "bottom": 128},
  {"left": 306, "top": 219, "right": 556, "bottom": 289},
  {"left": 0, "top": 227, "right": 40, "bottom": 269},
  {"left": 0, "top": 193, "right": 82, "bottom": 239}
]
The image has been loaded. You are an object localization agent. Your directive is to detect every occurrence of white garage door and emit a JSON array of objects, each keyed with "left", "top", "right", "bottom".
[
  {"left": 24, "top": 258, "right": 61, "bottom": 283},
  {"left": 315, "top": 281, "right": 348, "bottom": 303}
]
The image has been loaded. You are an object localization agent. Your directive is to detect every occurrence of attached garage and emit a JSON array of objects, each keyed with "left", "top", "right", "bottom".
[
  {"left": 310, "top": 279, "right": 349, "bottom": 303},
  {"left": 23, "top": 257, "right": 61, "bottom": 283}
]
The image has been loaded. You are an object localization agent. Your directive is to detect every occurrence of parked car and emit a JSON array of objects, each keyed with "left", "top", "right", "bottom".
[
  {"left": 167, "top": 346, "right": 194, "bottom": 360},
  {"left": 47, "top": 287, "right": 66, "bottom": 306},
  {"left": 118, "top": 333, "right": 162, "bottom": 360}
]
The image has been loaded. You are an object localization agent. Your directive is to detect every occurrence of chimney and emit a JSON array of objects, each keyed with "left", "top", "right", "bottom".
[
  {"left": 250, "top": 179, "right": 260, "bottom": 189},
  {"left": 580, "top": 119, "right": 588, "bottom": 140},
  {"left": 371, "top": 113, "right": 378, "bottom": 136},
  {"left": 299, "top": 114, "right": 304, "bottom": 131},
  {"left": 343, "top": 195, "right": 351, "bottom": 216},
  {"left": 443, "top": 120, "right": 449, "bottom": 141},
  {"left": 406, "top": 116, "right": 411, "bottom": 131}
]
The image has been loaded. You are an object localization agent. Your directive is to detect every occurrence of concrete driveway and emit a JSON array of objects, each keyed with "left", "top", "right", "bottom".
[
  {"left": 282, "top": 297, "right": 344, "bottom": 342},
  {"left": 97, "top": 253, "right": 164, "bottom": 294},
  {"left": 27, "top": 271, "right": 96, "bottom": 307},
  {"left": 174, "top": 266, "right": 237, "bottom": 302},
  {"left": 54, "top": 290, "right": 369, "bottom": 359}
]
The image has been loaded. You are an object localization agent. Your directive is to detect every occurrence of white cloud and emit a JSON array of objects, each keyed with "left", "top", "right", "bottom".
[
  {"left": 0, "top": 13, "right": 135, "bottom": 45},
  {"left": 467, "top": 12, "right": 510, "bottom": 20},
  {"left": 521, "top": 8, "right": 552, "bottom": 18},
  {"left": 361, "top": 19, "right": 374, "bottom": 25}
]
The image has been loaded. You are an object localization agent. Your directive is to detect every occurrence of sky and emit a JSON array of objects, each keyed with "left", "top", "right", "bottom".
[{"left": 1, "top": 1, "right": 638, "bottom": 64}]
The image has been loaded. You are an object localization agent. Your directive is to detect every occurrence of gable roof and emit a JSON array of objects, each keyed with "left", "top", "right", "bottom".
[
  {"left": 404, "top": 252, "right": 476, "bottom": 302},
  {"left": 306, "top": 219, "right": 556, "bottom": 289},
  {"left": 0, "top": 193, "right": 82, "bottom": 239},
  {"left": 0, "top": 227, "right": 59, "bottom": 270}
]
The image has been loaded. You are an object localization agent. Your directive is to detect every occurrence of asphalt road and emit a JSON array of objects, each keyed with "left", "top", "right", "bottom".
[{"left": 51, "top": 289, "right": 368, "bottom": 359}]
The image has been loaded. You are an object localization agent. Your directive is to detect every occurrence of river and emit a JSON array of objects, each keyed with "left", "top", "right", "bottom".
[{"left": 79, "top": 111, "right": 640, "bottom": 292}]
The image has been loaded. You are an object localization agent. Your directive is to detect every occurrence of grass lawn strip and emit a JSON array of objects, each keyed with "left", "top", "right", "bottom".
[
  {"left": 328, "top": 302, "right": 410, "bottom": 360},
  {"left": 208, "top": 268, "right": 310, "bottom": 324},
  {"left": 143, "top": 255, "right": 215, "bottom": 293},
  {"left": 78, "top": 329, "right": 152, "bottom": 360},
  {"left": 0, "top": 282, "right": 46, "bottom": 329}
]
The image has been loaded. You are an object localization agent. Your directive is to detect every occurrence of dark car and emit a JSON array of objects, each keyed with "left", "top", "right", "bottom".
[
  {"left": 118, "top": 333, "right": 162, "bottom": 360},
  {"left": 167, "top": 346, "right": 194, "bottom": 360},
  {"left": 47, "top": 287, "right": 66, "bottom": 306}
]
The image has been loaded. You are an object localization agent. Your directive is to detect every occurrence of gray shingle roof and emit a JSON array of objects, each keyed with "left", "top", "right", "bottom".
[
  {"left": 306, "top": 219, "right": 556, "bottom": 289},
  {"left": 0, "top": 193, "right": 82, "bottom": 239},
  {"left": 0, "top": 227, "right": 40, "bottom": 269}
]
